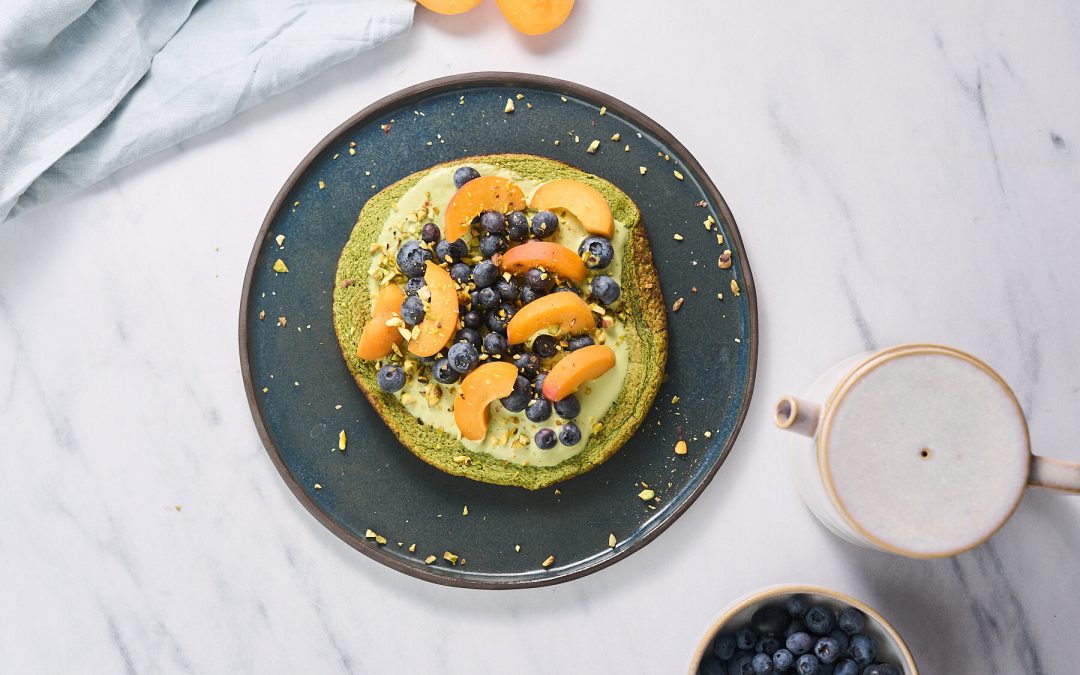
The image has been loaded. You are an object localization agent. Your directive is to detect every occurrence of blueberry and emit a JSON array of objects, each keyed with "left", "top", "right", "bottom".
[
  {"left": 567, "top": 334, "right": 595, "bottom": 351},
  {"left": 515, "top": 352, "right": 540, "bottom": 378},
  {"left": 534, "top": 428, "right": 557, "bottom": 449},
  {"left": 861, "top": 665, "right": 900, "bottom": 675},
  {"left": 794, "top": 654, "right": 820, "bottom": 675},
  {"left": 826, "top": 629, "right": 849, "bottom": 654},
  {"left": 453, "top": 166, "right": 480, "bottom": 188},
  {"left": 480, "top": 210, "right": 507, "bottom": 235},
  {"left": 376, "top": 364, "right": 406, "bottom": 392},
  {"left": 472, "top": 260, "right": 500, "bottom": 288},
  {"left": 812, "top": 637, "right": 839, "bottom": 664},
  {"left": 404, "top": 277, "right": 426, "bottom": 296},
  {"left": 590, "top": 275, "right": 621, "bottom": 305},
  {"left": 847, "top": 634, "right": 877, "bottom": 666},
  {"left": 578, "top": 235, "right": 615, "bottom": 269},
  {"left": 501, "top": 379, "right": 532, "bottom": 412},
  {"left": 836, "top": 608, "right": 865, "bottom": 636},
  {"left": 553, "top": 394, "right": 581, "bottom": 419},
  {"left": 431, "top": 358, "right": 460, "bottom": 384},
  {"left": 463, "top": 310, "right": 483, "bottom": 329},
  {"left": 506, "top": 210, "right": 529, "bottom": 242},
  {"left": 753, "top": 605, "right": 793, "bottom": 637},
  {"left": 400, "top": 296, "right": 425, "bottom": 325},
  {"left": 525, "top": 267, "right": 555, "bottom": 292},
  {"left": 772, "top": 649, "right": 794, "bottom": 671},
  {"left": 519, "top": 286, "right": 542, "bottom": 305},
  {"left": 532, "top": 372, "right": 547, "bottom": 397},
  {"left": 435, "top": 238, "right": 467, "bottom": 264},
  {"left": 495, "top": 278, "right": 520, "bottom": 302},
  {"left": 756, "top": 637, "right": 781, "bottom": 656},
  {"left": 728, "top": 654, "right": 755, "bottom": 675},
  {"left": 558, "top": 422, "right": 581, "bottom": 446},
  {"left": 421, "top": 222, "right": 440, "bottom": 244},
  {"left": 474, "top": 287, "right": 499, "bottom": 311},
  {"left": 530, "top": 210, "right": 559, "bottom": 238},
  {"left": 831, "top": 660, "right": 858, "bottom": 675},
  {"left": 486, "top": 330, "right": 509, "bottom": 356},
  {"left": 455, "top": 328, "right": 482, "bottom": 350},
  {"left": 699, "top": 656, "right": 726, "bottom": 675},
  {"left": 785, "top": 633, "right": 812, "bottom": 657},
  {"left": 532, "top": 334, "right": 559, "bottom": 358},
  {"left": 396, "top": 240, "right": 432, "bottom": 278},
  {"left": 479, "top": 234, "right": 508, "bottom": 258},
  {"left": 713, "top": 635, "right": 737, "bottom": 661},
  {"left": 526, "top": 398, "right": 552, "bottom": 423},
  {"left": 751, "top": 653, "right": 774, "bottom": 674},
  {"left": 785, "top": 596, "right": 810, "bottom": 620},
  {"left": 487, "top": 303, "right": 515, "bottom": 333},
  {"left": 804, "top": 606, "right": 835, "bottom": 636},
  {"left": 449, "top": 262, "right": 472, "bottom": 284},
  {"left": 447, "top": 342, "right": 479, "bottom": 373},
  {"left": 736, "top": 627, "right": 758, "bottom": 651}
]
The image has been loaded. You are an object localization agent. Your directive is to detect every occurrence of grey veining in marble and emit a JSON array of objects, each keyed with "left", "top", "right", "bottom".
[{"left": 1, "top": 1, "right": 1078, "bottom": 673}]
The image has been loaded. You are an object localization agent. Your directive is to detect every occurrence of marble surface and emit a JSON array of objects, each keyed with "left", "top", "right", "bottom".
[{"left": 2, "top": 1, "right": 1079, "bottom": 672}]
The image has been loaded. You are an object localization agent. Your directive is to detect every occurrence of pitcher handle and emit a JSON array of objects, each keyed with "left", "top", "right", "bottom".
[
  {"left": 774, "top": 396, "right": 822, "bottom": 438},
  {"left": 1029, "top": 455, "right": 1080, "bottom": 494}
]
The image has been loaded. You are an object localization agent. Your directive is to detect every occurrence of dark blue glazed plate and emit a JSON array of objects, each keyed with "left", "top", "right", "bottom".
[{"left": 240, "top": 73, "right": 757, "bottom": 588}]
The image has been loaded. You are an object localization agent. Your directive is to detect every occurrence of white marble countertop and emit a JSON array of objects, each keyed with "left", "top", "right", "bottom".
[{"left": 2, "top": 2, "right": 1079, "bottom": 672}]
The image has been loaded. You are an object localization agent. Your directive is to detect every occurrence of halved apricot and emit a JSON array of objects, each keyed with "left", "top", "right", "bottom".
[
  {"left": 542, "top": 344, "right": 616, "bottom": 402},
  {"left": 408, "top": 262, "right": 459, "bottom": 357},
  {"left": 529, "top": 179, "right": 614, "bottom": 238},
  {"left": 357, "top": 283, "right": 407, "bottom": 360},
  {"left": 498, "top": 241, "right": 587, "bottom": 283},
  {"left": 495, "top": 0, "right": 574, "bottom": 35},
  {"left": 506, "top": 292, "right": 593, "bottom": 344},
  {"left": 443, "top": 176, "right": 526, "bottom": 241},
  {"left": 454, "top": 361, "right": 519, "bottom": 441},
  {"left": 416, "top": 0, "right": 482, "bottom": 14}
]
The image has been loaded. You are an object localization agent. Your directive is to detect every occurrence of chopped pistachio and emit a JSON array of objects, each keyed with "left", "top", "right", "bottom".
[
  {"left": 599, "top": 106, "right": 607, "bottom": 115},
  {"left": 730, "top": 279, "right": 741, "bottom": 297},
  {"left": 560, "top": 96, "right": 568, "bottom": 102},
  {"left": 611, "top": 132, "right": 621, "bottom": 141},
  {"left": 592, "top": 422, "right": 604, "bottom": 434},
  {"left": 673, "top": 233, "right": 684, "bottom": 241},
  {"left": 673, "top": 170, "right": 684, "bottom": 181},
  {"left": 365, "top": 529, "right": 377, "bottom": 539},
  {"left": 277, "top": 316, "right": 287, "bottom": 327},
  {"left": 718, "top": 250, "right": 732, "bottom": 270},
  {"left": 526, "top": 102, "right": 533, "bottom": 109},
  {"left": 516, "top": 93, "right": 525, "bottom": 100},
  {"left": 504, "top": 98, "right": 515, "bottom": 113},
  {"left": 338, "top": 430, "right": 347, "bottom": 451},
  {"left": 638, "top": 488, "right": 656, "bottom": 501},
  {"left": 462, "top": 505, "right": 469, "bottom": 516},
  {"left": 515, "top": 544, "right": 521, "bottom": 552},
  {"left": 624, "top": 144, "right": 630, "bottom": 152},
  {"left": 272, "top": 259, "right": 289, "bottom": 273},
  {"left": 704, "top": 431, "right": 713, "bottom": 438},
  {"left": 275, "top": 234, "right": 285, "bottom": 247},
  {"left": 258, "top": 310, "right": 265, "bottom": 320},
  {"left": 425, "top": 555, "right": 437, "bottom": 564},
  {"left": 586, "top": 140, "right": 600, "bottom": 154},
  {"left": 318, "top": 180, "right": 326, "bottom": 190},
  {"left": 400, "top": 393, "right": 414, "bottom": 406},
  {"left": 443, "top": 550, "right": 459, "bottom": 565},
  {"left": 541, "top": 555, "right": 555, "bottom": 568},
  {"left": 639, "top": 166, "right": 647, "bottom": 175},
  {"left": 675, "top": 440, "right": 688, "bottom": 455},
  {"left": 409, "top": 543, "right": 417, "bottom": 552},
  {"left": 375, "top": 534, "right": 387, "bottom": 545},
  {"left": 453, "top": 454, "right": 472, "bottom": 466},
  {"left": 608, "top": 533, "right": 617, "bottom": 548},
  {"left": 348, "top": 147, "right": 356, "bottom": 155},
  {"left": 262, "top": 387, "right": 269, "bottom": 394},
  {"left": 671, "top": 395, "right": 680, "bottom": 404},
  {"left": 314, "top": 483, "right": 322, "bottom": 490},
  {"left": 672, "top": 298, "right": 685, "bottom": 312}
]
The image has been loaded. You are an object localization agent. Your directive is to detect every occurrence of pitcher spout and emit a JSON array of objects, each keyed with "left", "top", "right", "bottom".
[{"left": 774, "top": 396, "right": 821, "bottom": 438}]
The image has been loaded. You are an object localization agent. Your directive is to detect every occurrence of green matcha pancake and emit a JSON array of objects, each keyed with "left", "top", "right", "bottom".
[{"left": 333, "top": 154, "right": 667, "bottom": 490}]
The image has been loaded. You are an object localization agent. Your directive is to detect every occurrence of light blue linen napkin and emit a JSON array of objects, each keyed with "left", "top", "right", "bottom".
[{"left": 0, "top": 0, "right": 414, "bottom": 223}]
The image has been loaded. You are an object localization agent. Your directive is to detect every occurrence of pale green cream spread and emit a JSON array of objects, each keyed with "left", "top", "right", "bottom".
[{"left": 367, "top": 164, "right": 631, "bottom": 467}]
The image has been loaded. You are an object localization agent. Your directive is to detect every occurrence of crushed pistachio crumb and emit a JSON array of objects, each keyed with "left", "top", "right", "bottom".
[
  {"left": 409, "top": 544, "right": 417, "bottom": 553},
  {"left": 515, "top": 544, "right": 521, "bottom": 552},
  {"left": 338, "top": 430, "right": 347, "bottom": 451},
  {"left": 586, "top": 140, "right": 600, "bottom": 154},
  {"left": 673, "top": 170, "right": 684, "bottom": 181},
  {"left": 262, "top": 387, "right": 269, "bottom": 393},
  {"left": 554, "top": 139, "right": 560, "bottom": 146},
  {"left": 443, "top": 550, "right": 459, "bottom": 565},
  {"left": 516, "top": 93, "right": 525, "bottom": 100},
  {"left": 638, "top": 489, "right": 656, "bottom": 501},
  {"left": 277, "top": 316, "right": 287, "bottom": 327},
  {"left": 272, "top": 259, "right": 289, "bottom": 273},
  {"left": 452, "top": 455, "right": 472, "bottom": 466},
  {"left": 673, "top": 233, "right": 684, "bottom": 241},
  {"left": 608, "top": 533, "right": 617, "bottom": 548},
  {"left": 259, "top": 310, "right": 265, "bottom": 320},
  {"left": 671, "top": 395, "right": 680, "bottom": 404},
  {"left": 672, "top": 298, "right": 685, "bottom": 312},
  {"left": 504, "top": 98, "right": 515, "bottom": 113},
  {"left": 560, "top": 96, "right": 568, "bottom": 103},
  {"left": 705, "top": 431, "right": 713, "bottom": 438},
  {"left": 425, "top": 555, "right": 437, "bottom": 564},
  {"left": 348, "top": 147, "right": 356, "bottom": 156},
  {"left": 541, "top": 555, "right": 555, "bottom": 568},
  {"left": 314, "top": 483, "right": 322, "bottom": 490},
  {"left": 611, "top": 132, "right": 621, "bottom": 141},
  {"left": 639, "top": 166, "right": 647, "bottom": 175},
  {"left": 730, "top": 279, "right": 741, "bottom": 297},
  {"left": 463, "top": 505, "right": 469, "bottom": 516},
  {"left": 275, "top": 234, "right": 285, "bottom": 247},
  {"left": 718, "top": 250, "right": 732, "bottom": 270},
  {"left": 675, "top": 440, "right": 688, "bottom": 455},
  {"left": 599, "top": 106, "right": 607, "bottom": 115},
  {"left": 318, "top": 180, "right": 326, "bottom": 190}
]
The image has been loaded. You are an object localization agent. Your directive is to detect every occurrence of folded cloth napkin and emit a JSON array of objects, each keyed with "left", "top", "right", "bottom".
[{"left": 0, "top": 0, "right": 414, "bottom": 223}]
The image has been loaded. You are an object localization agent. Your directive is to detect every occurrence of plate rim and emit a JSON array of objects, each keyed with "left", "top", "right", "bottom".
[{"left": 238, "top": 71, "right": 759, "bottom": 589}]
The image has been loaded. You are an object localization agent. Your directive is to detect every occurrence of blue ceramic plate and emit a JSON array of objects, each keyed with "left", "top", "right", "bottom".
[{"left": 240, "top": 73, "right": 757, "bottom": 588}]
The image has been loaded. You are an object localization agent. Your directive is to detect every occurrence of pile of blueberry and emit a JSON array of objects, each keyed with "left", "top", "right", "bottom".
[
  {"left": 699, "top": 595, "right": 903, "bottom": 675},
  {"left": 375, "top": 166, "right": 621, "bottom": 449}
]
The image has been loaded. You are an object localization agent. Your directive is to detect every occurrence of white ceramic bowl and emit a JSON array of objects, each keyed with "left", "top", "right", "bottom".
[{"left": 688, "top": 584, "right": 918, "bottom": 674}]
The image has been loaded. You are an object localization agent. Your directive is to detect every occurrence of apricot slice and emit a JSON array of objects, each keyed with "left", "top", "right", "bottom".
[
  {"left": 416, "top": 0, "right": 482, "bottom": 14},
  {"left": 454, "top": 361, "right": 519, "bottom": 441},
  {"left": 498, "top": 241, "right": 587, "bottom": 283},
  {"left": 444, "top": 176, "right": 526, "bottom": 241},
  {"left": 495, "top": 0, "right": 574, "bottom": 35},
  {"left": 506, "top": 292, "right": 593, "bottom": 344},
  {"left": 408, "top": 262, "right": 459, "bottom": 357},
  {"left": 542, "top": 345, "right": 616, "bottom": 402},
  {"left": 529, "top": 179, "right": 614, "bottom": 238},
  {"left": 357, "top": 283, "right": 407, "bottom": 360}
]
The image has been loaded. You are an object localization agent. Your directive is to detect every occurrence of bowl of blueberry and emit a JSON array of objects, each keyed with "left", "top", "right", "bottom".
[{"left": 689, "top": 585, "right": 917, "bottom": 675}]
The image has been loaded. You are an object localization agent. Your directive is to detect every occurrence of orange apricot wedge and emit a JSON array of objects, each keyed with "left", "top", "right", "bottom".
[
  {"left": 407, "top": 262, "right": 459, "bottom": 357},
  {"left": 416, "top": 0, "right": 482, "bottom": 14},
  {"left": 443, "top": 176, "right": 526, "bottom": 241},
  {"left": 498, "top": 241, "right": 587, "bottom": 283},
  {"left": 495, "top": 0, "right": 574, "bottom": 35},
  {"left": 357, "top": 283, "right": 407, "bottom": 360},
  {"left": 453, "top": 361, "right": 519, "bottom": 441},
  {"left": 506, "top": 292, "right": 593, "bottom": 344},
  {"left": 542, "top": 344, "right": 616, "bottom": 402},
  {"left": 529, "top": 179, "right": 614, "bottom": 238}
]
